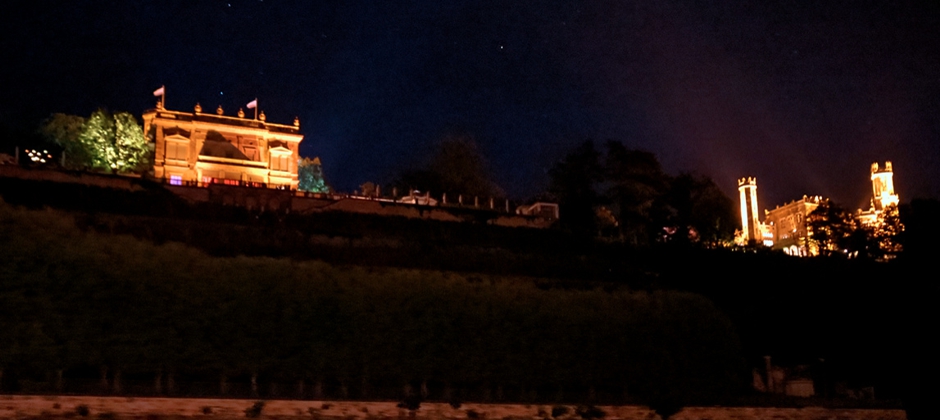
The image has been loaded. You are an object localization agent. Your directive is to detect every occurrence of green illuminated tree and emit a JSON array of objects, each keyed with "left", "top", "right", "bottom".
[
  {"left": 298, "top": 157, "right": 330, "bottom": 193},
  {"left": 79, "top": 109, "right": 150, "bottom": 172},
  {"left": 40, "top": 109, "right": 150, "bottom": 173},
  {"left": 113, "top": 112, "right": 150, "bottom": 172},
  {"left": 78, "top": 109, "right": 117, "bottom": 170}
]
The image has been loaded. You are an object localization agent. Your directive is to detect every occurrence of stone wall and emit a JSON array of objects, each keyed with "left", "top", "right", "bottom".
[
  {"left": 299, "top": 196, "right": 553, "bottom": 228},
  {"left": 0, "top": 395, "right": 907, "bottom": 420},
  {"left": 0, "top": 166, "right": 554, "bottom": 229},
  {"left": 0, "top": 166, "right": 141, "bottom": 191}
]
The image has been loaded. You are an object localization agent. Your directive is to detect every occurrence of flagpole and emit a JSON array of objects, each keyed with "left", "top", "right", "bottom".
[
  {"left": 254, "top": 98, "right": 258, "bottom": 120},
  {"left": 154, "top": 85, "right": 166, "bottom": 109}
]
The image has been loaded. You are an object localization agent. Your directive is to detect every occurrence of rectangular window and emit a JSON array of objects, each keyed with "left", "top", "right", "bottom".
[
  {"left": 270, "top": 154, "right": 288, "bottom": 172},
  {"left": 169, "top": 175, "right": 182, "bottom": 186},
  {"left": 166, "top": 141, "right": 188, "bottom": 161}
]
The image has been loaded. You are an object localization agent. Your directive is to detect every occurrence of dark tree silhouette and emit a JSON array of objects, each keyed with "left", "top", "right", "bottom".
[
  {"left": 429, "top": 134, "right": 501, "bottom": 198},
  {"left": 393, "top": 133, "right": 501, "bottom": 199},
  {"left": 548, "top": 140, "right": 605, "bottom": 236},
  {"left": 549, "top": 141, "right": 735, "bottom": 247},
  {"left": 806, "top": 199, "right": 873, "bottom": 257},
  {"left": 604, "top": 141, "right": 670, "bottom": 245},
  {"left": 664, "top": 173, "right": 736, "bottom": 245}
]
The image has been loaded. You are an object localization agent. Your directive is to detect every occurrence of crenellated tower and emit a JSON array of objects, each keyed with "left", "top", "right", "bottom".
[
  {"left": 870, "top": 161, "right": 899, "bottom": 211},
  {"left": 738, "top": 177, "right": 761, "bottom": 243}
]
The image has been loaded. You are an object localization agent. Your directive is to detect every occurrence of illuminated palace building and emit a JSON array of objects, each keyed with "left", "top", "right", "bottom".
[
  {"left": 736, "top": 162, "right": 900, "bottom": 256},
  {"left": 144, "top": 102, "right": 303, "bottom": 189}
]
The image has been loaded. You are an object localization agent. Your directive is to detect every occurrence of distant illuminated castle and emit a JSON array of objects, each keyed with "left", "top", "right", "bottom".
[{"left": 736, "top": 161, "right": 900, "bottom": 256}]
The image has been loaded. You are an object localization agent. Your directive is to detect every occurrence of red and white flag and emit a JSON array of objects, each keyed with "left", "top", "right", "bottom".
[
  {"left": 153, "top": 86, "right": 165, "bottom": 97},
  {"left": 246, "top": 99, "right": 258, "bottom": 109}
]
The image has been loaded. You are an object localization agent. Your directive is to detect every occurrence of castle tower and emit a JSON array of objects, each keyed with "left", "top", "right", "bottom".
[
  {"left": 738, "top": 177, "right": 761, "bottom": 243},
  {"left": 870, "top": 161, "right": 899, "bottom": 211}
]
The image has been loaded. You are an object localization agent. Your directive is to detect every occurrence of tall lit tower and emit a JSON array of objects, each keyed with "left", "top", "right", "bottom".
[
  {"left": 738, "top": 177, "right": 761, "bottom": 243},
  {"left": 870, "top": 161, "right": 899, "bottom": 211}
]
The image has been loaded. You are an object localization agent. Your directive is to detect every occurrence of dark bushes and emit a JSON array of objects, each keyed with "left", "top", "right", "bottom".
[{"left": 0, "top": 201, "right": 745, "bottom": 407}]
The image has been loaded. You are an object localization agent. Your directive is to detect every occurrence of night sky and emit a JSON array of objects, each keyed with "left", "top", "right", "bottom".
[{"left": 3, "top": 1, "right": 940, "bottom": 208}]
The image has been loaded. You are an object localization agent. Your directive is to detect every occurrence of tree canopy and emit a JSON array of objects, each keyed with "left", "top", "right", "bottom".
[
  {"left": 393, "top": 133, "right": 501, "bottom": 198},
  {"left": 37, "top": 113, "right": 87, "bottom": 168},
  {"left": 298, "top": 157, "right": 330, "bottom": 193},
  {"left": 808, "top": 200, "right": 904, "bottom": 259},
  {"left": 665, "top": 173, "right": 737, "bottom": 246},
  {"left": 39, "top": 109, "right": 150, "bottom": 173},
  {"left": 547, "top": 141, "right": 605, "bottom": 236},
  {"left": 0, "top": 199, "right": 745, "bottom": 406},
  {"left": 548, "top": 140, "right": 736, "bottom": 245}
]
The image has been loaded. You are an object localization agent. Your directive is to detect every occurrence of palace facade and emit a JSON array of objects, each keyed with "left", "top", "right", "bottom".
[{"left": 144, "top": 103, "right": 303, "bottom": 189}]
